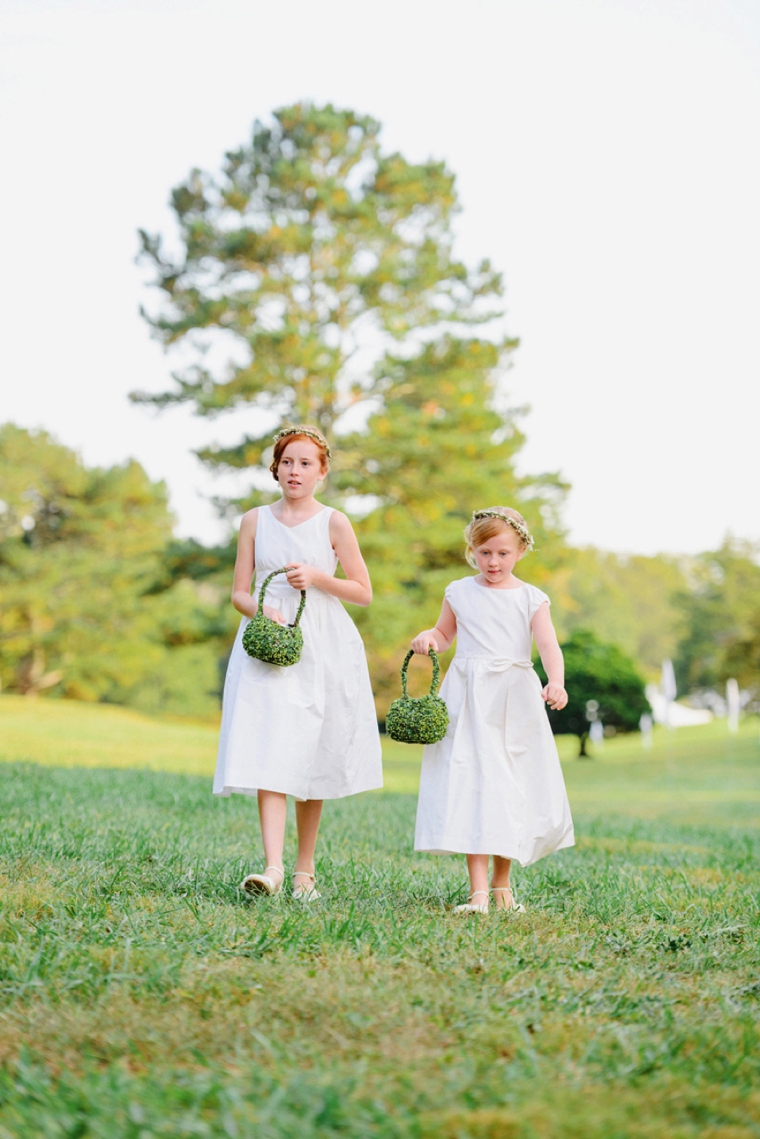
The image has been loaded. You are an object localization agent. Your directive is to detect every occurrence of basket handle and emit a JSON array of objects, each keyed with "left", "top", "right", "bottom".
[
  {"left": 401, "top": 648, "right": 441, "bottom": 699},
  {"left": 257, "top": 566, "right": 307, "bottom": 627}
]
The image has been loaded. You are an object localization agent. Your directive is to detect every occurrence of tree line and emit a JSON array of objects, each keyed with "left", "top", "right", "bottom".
[
  {"left": 2, "top": 416, "right": 756, "bottom": 718},
  {"left": 1, "top": 104, "right": 758, "bottom": 721}
]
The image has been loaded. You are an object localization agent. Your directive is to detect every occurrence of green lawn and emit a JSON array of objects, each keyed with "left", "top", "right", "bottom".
[
  {"left": 0, "top": 695, "right": 219, "bottom": 777},
  {"left": 2, "top": 693, "right": 758, "bottom": 825},
  {"left": 0, "top": 696, "right": 759, "bottom": 1137}
]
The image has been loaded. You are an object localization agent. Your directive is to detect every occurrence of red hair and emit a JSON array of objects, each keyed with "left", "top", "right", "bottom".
[{"left": 269, "top": 426, "right": 331, "bottom": 482}]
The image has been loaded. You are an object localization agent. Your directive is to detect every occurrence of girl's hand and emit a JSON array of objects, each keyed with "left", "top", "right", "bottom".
[
  {"left": 262, "top": 605, "right": 286, "bottom": 625},
  {"left": 411, "top": 632, "right": 439, "bottom": 655},
  {"left": 285, "top": 563, "right": 319, "bottom": 590},
  {"left": 542, "top": 683, "right": 568, "bottom": 711}
]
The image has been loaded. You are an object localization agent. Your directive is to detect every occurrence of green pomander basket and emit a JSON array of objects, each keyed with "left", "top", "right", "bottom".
[
  {"left": 242, "top": 567, "right": 306, "bottom": 667},
  {"left": 386, "top": 648, "right": 450, "bottom": 745}
]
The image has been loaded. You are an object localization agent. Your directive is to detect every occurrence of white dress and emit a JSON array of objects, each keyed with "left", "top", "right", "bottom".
[
  {"left": 414, "top": 576, "right": 574, "bottom": 865},
  {"left": 213, "top": 505, "right": 383, "bottom": 800}
]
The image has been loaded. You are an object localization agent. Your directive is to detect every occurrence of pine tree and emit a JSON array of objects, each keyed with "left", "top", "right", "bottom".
[
  {"left": 336, "top": 336, "right": 568, "bottom": 714},
  {"left": 133, "top": 103, "right": 571, "bottom": 710},
  {"left": 133, "top": 102, "right": 502, "bottom": 508}
]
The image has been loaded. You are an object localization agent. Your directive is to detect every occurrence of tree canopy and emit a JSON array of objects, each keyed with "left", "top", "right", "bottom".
[
  {"left": 0, "top": 425, "right": 231, "bottom": 713},
  {"left": 673, "top": 539, "right": 760, "bottom": 696},
  {"left": 554, "top": 547, "right": 685, "bottom": 677},
  {"left": 723, "top": 613, "right": 760, "bottom": 709},
  {"left": 134, "top": 102, "right": 503, "bottom": 503},
  {"left": 133, "top": 101, "right": 570, "bottom": 711},
  {"left": 3, "top": 418, "right": 754, "bottom": 723},
  {"left": 337, "top": 335, "right": 568, "bottom": 711},
  {"left": 5, "top": 106, "right": 754, "bottom": 725}
]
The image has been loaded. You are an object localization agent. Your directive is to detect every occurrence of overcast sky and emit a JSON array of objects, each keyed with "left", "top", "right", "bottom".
[{"left": 2, "top": 0, "right": 759, "bottom": 555}]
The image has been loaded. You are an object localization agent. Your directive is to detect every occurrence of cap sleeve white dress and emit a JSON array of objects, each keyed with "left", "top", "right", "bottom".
[
  {"left": 214, "top": 505, "right": 382, "bottom": 801},
  {"left": 414, "top": 576, "right": 574, "bottom": 865}
]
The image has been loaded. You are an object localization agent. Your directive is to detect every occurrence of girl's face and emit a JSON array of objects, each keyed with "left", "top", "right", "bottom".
[
  {"left": 473, "top": 525, "right": 526, "bottom": 585},
  {"left": 277, "top": 439, "right": 327, "bottom": 499}
]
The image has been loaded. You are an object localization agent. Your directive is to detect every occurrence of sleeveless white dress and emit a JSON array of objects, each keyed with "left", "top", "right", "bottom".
[
  {"left": 414, "top": 576, "right": 574, "bottom": 865},
  {"left": 213, "top": 505, "right": 383, "bottom": 800}
]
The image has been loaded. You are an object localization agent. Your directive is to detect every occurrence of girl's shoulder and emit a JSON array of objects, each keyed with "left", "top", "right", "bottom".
[
  {"left": 239, "top": 505, "right": 261, "bottom": 537},
  {"left": 326, "top": 506, "right": 351, "bottom": 534},
  {"left": 521, "top": 581, "right": 552, "bottom": 616},
  {"left": 444, "top": 575, "right": 476, "bottom": 590},
  {"left": 523, "top": 580, "right": 550, "bottom": 600},
  {"left": 443, "top": 576, "right": 477, "bottom": 602}
]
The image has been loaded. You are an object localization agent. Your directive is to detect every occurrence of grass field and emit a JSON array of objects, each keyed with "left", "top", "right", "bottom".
[{"left": 1, "top": 696, "right": 759, "bottom": 1138}]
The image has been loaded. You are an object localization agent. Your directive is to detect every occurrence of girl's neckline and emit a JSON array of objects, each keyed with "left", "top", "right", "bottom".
[
  {"left": 267, "top": 503, "right": 328, "bottom": 530},
  {"left": 471, "top": 575, "right": 526, "bottom": 593}
]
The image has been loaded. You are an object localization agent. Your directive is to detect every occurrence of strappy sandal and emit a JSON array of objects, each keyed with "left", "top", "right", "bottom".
[
  {"left": 491, "top": 885, "right": 525, "bottom": 913},
  {"left": 240, "top": 865, "right": 284, "bottom": 896},
  {"left": 292, "top": 870, "right": 321, "bottom": 901},
  {"left": 453, "top": 889, "right": 489, "bottom": 915}
]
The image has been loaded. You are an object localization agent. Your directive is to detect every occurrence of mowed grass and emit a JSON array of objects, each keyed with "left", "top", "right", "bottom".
[
  {"left": 0, "top": 699, "right": 759, "bottom": 1137},
  {"left": 0, "top": 696, "right": 219, "bottom": 777},
  {"left": 2, "top": 693, "right": 759, "bottom": 826}
]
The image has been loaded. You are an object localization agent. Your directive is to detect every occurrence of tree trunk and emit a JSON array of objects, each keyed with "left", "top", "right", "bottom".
[
  {"left": 18, "top": 644, "right": 62, "bottom": 696},
  {"left": 578, "top": 731, "right": 591, "bottom": 758}
]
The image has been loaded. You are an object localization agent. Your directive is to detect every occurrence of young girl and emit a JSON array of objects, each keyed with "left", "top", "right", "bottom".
[
  {"left": 411, "top": 507, "right": 574, "bottom": 913},
  {"left": 214, "top": 426, "right": 382, "bottom": 899}
]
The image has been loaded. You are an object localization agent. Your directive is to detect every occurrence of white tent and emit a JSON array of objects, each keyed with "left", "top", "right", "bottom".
[{"left": 645, "top": 684, "right": 713, "bottom": 727}]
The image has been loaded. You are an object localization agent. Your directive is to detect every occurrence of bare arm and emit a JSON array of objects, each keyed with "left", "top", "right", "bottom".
[
  {"left": 411, "top": 599, "right": 457, "bottom": 654},
  {"left": 230, "top": 509, "right": 286, "bottom": 624},
  {"left": 531, "top": 602, "right": 568, "bottom": 710},
  {"left": 283, "top": 511, "right": 372, "bottom": 606}
]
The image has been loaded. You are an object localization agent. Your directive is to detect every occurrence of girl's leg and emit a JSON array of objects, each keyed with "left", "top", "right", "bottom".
[
  {"left": 466, "top": 854, "right": 490, "bottom": 906},
  {"left": 294, "top": 798, "right": 324, "bottom": 875},
  {"left": 490, "top": 854, "right": 514, "bottom": 910},
  {"left": 292, "top": 799, "right": 323, "bottom": 898},
  {"left": 257, "top": 790, "right": 287, "bottom": 885}
]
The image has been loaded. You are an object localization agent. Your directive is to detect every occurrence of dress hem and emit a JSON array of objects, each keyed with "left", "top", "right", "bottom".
[
  {"left": 214, "top": 778, "right": 384, "bottom": 801},
  {"left": 414, "top": 831, "right": 575, "bottom": 866}
]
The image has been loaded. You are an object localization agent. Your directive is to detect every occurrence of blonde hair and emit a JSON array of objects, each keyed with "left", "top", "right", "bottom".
[
  {"left": 464, "top": 506, "right": 533, "bottom": 568},
  {"left": 269, "top": 425, "right": 331, "bottom": 482}
]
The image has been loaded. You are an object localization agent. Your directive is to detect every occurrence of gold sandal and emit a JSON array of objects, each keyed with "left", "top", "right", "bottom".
[
  {"left": 491, "top": 885, "right": 525, "bottom": 912},
  {"left": 453, "top": 889, "right": 489, "bottom": 914},
  {"left": 240, "top": 865, "right": 284, "bottom": 896},
  {"left": 292, "top": 870, "right": 321, "bottom": 901}
]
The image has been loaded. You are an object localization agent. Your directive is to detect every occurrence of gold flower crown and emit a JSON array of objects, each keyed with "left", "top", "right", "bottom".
[
  {"left": 472, "top": 509, "right": 534, "bottom": 551},
  {"left": 272, "top": 426, "right": 332, "bottom": 459}
]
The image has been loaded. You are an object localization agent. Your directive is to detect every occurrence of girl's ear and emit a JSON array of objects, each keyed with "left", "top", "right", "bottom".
[{"left": 517, "top": 546, "right": 527, "bottom": 561}]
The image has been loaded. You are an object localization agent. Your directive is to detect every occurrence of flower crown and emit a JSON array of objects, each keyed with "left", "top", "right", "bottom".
[
  {"left": 472, "top": 509, "right": 534, "bottom": 551},
  {"left": 272, "top": 426, "right": 332, "bottom": 459}
]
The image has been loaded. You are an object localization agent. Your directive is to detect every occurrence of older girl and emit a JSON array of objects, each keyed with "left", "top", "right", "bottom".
[
  {"left": 214, "top": 426, "right": 382, "bottom": 899},
  {"left": 411, "top": 506, "right": 574, "bottom": 913}
]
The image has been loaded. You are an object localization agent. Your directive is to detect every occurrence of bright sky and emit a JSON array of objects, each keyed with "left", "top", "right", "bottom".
[{"left": 2, "top": 0, "right": 759, "bottom": 555}]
